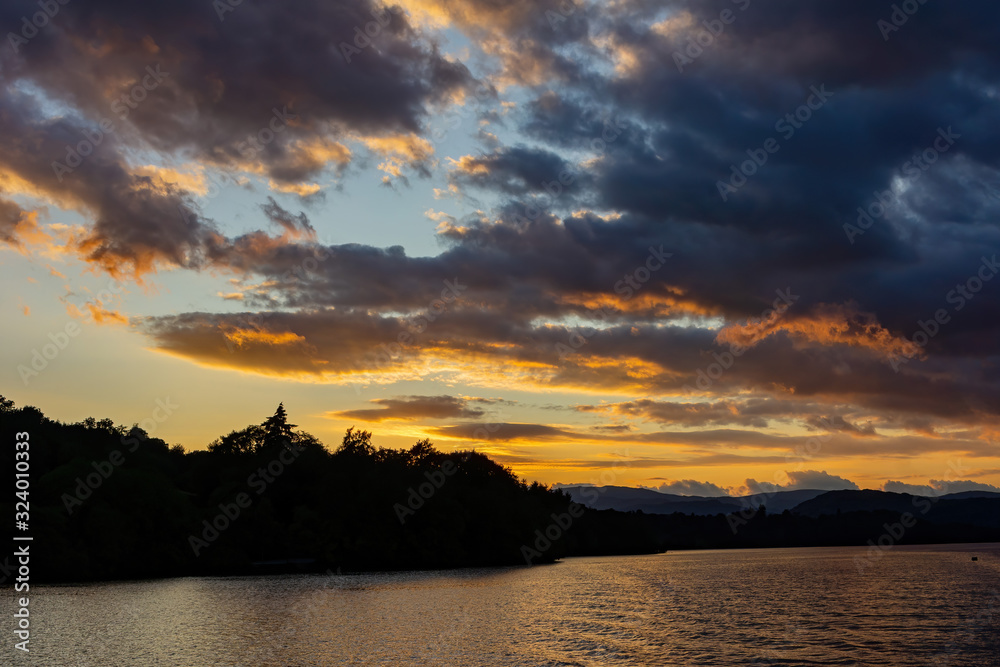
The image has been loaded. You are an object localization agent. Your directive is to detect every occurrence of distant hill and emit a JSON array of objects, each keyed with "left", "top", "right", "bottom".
[
  {"left": 561, "top": 485, "right": 1000, "bottom": 522},
  {"left": 562, "top": 486, "right": 1000, "bottom": 550},
  {"left": 792, "top": 489, "right": 916, "bottom": 517},
  {"left": 560, "top": 485, "right": 827, "bottom": 515},
  {"left": 793, "top": 489, "right": 1000, "bottom": 529},
  {"left": 558, "top": 485, "right": 689, "bottom": 511},
  {"left": 940, "top": 490, "right": 1000, "bottom": 500}
]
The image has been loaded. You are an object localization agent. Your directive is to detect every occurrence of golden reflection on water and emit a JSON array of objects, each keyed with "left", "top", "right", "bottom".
[{"left": 25, "top": 544, "right": 1000, "bottom": 666}]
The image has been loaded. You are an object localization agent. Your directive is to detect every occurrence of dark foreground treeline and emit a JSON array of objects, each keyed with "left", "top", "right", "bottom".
[
  {"left": 0, "top": 398, "right": 659, "bottom": 582},
  {"left": 2, "top": 397, "right": 997, "bottom": 583}
]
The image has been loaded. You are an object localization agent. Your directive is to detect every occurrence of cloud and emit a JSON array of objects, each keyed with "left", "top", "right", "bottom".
[
  {"left": 805, "top": 415, "right": 877, "bottom": 436},
  {"left": 446, "top": 146, "right": 574, "bottom": 197},
  {"left": 0, "top": 0, "right": 485, "bottom": 281},
  {"left": 881, "top": 479, "right": 1000, "bottom": 496},
  {"left": 0, "top": 88, "right": 217, "bottom": 281},
  {"left": 0, "top": 197, "right": 47, "bottom": 249},
  {"left": 84, "top": 303, "right": 129, "bottom": 326},
  {"left": 400, "top": 0, "right": 590, "bottom": 86},
  {"left": 579, "top": 399, "right": 771, "bottom": 428},
  {"left": 741, "top": 470, "right": 860, "bottom": 495},
  {"left": 360, "top": 134, "right": 435, "bottom": 184},
  {"left": 4, "top": 0, "right": 1000, "bottom": 486},
  {"left": 260, "top": 197, "right": 316, "bottom": 241},
  {"left": 430, "top": 423, "right": 576, "bottom": 442},
  {"left": 1, "top": 0, "right": 477, "bottom": 181},
  {"left": 330, "top": 395, "right": 490, "bottom": 422},
  {"left": 715, "top": 304, "right": 921, "bottom": 361},
  {"left": 589, "top": 423, "right": 634, "bottom": 434}
]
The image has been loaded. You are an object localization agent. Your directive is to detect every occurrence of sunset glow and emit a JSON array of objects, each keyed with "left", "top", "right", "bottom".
[{"left": 2, "top": 0, "right": 999, "bottom": 498}]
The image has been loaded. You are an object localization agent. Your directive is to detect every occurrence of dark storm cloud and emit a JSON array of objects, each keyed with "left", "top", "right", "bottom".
[
  {"left": 138, "top": 308, "right": 416, "bottom": 377},
  {"left": 521, "top": 91, "right": 628, "bottom": 148},
  {"left": 201, "top": 211, "right": 687, "bottom": 316},
  {"left": 400, "top": 0, "right": 592, "bottom": 85},
  {"left": 805, "top": 415, "right": 877, "bottom": 436},
  {"left": 511, "top": 30, "right": 1000, "bottom": 362},
  {"left": 138, "top": 286, "right": 1000, "bottom": 431},
  {"left": 447, "top": 146, "right": 575, "bottom": 197},
  {"left": 0, "top": 196, "right": 31, "bottom": 246},
  {"left": 1, "top": 0, "right": 477, "bottom": 186},
  {"left": 259, "top": 197, "right": 315, "bottom": 239},
  {"left": 0, "top": 88, "right": 215, "bottom": 278},
  {"left": 660, "top": 0, "right": 1000, "bottom": 86},
  {"left": 512, "top": 0, "right": 1000, "bottom": 332},
  {"left": 10, "top": 0, "right": 997, "bottom": 354},
  {"left": 137, "top": 206, "right": 1000, "bottom": 432},
  {"left": 6, "top": 0, "right": 995, "bottom": 454}
]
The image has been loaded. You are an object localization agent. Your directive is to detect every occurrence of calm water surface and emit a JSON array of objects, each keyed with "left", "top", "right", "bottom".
[{"left": 24, "top": 544, "right": 1000, "bottom": 666}]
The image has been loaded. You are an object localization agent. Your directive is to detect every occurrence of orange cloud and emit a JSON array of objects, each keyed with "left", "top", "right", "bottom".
[
  {"left": 268, "top": 180, "right": 323, "bottom": 197},
  {"left": 717, "top": 303, "right": 921, "bottom": 360},
  {"left": 86, "top": 303, "right": 128, "bottom": 326},
  {"left": 69, "top": 235, "right": 169, "bottom": 283},
  {"left": 287, "top": 136, "right": 352, "bottom": 169},
  {"left": 559, "top": 289, "right": 719, "bottom": 319},
  {"left": 359, "top": 133, "right": 434, "bottom": 179},
  {"left": 449, "top": 154, "right": 492, "bottom": 176},
  {"left": 132, "top": 165, "right": 213, "bottom": 196},
  {"left": 223, "top": 328, "right": 308, "bottom": 349},
  {"left": 1, "top": 208, "right": 53, "bottom": 251}
]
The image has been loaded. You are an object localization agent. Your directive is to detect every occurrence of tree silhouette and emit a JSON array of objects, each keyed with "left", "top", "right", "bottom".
[
  {"left": 0, "top": 397, "right": 679, "bottom": 581},
  {"left": 261, "top": 403, "right": 296, "bottom": 451},
  {"left": 208, "top": 424, "right": 264, "bottom": 455},
  {"left": 208, "top": 404, "right": 308, "bottom": 455},
  {"left": 337, "top": 427, "right": 374, "bottom": 456},
  {"left": 407, "top": 438, "right": 437, "bottom": 465}
]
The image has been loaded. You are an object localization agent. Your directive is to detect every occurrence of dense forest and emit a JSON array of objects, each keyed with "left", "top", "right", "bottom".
[
  {"left": 2, "top": 397, "right": 997, "bottom": 583},
  {"left": 0, "top": 397, "right": 660, "bottom": 582}
]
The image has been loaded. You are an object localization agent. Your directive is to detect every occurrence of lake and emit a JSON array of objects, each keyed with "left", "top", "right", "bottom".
[{"left": 22, "top": 543, "right": 1000, "bottom": 666}]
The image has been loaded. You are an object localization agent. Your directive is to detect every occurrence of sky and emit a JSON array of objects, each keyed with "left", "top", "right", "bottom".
[{"left": 2, "top": 0, "right": 999, "bottom": 496}]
